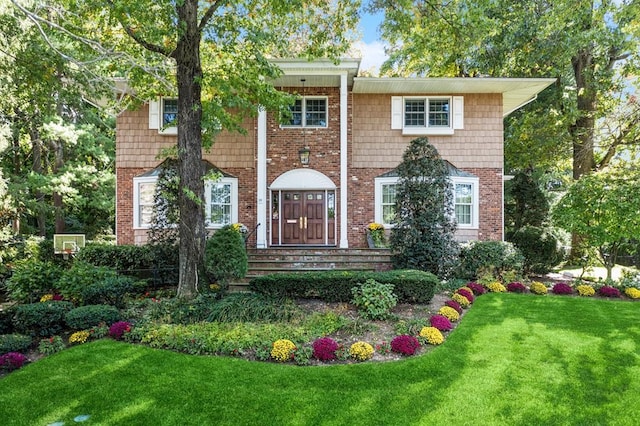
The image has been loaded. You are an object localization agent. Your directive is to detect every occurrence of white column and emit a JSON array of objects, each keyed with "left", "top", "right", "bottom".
[
  {"left": 256, "top": 108, "right": 267, "bottom": 248},
  {"left": 339, "top": 72, "right": 349, "bottom": 248}
]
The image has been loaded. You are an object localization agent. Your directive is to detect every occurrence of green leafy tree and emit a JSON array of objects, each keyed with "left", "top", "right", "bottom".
[
  {"left": 389, "top": 137, "right": 459, "bottom": 277},
  {"left": 11, "top": 0, "right": 360, "bottom": 298},
  {"left": 552, "top": 168, "right": 640, "bottom": 280},
  {"left": 505, "top": 171, "right": 550, "bottom": 230},
  {"left": 370, "top": 0, "right": 640, "bottom": 178},
  {"left": 0, "top": 6, "right": 114, "bottom": 238}
]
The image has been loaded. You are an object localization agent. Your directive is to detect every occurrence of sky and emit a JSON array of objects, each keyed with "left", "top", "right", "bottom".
[{"left": 354, "top": 10, "right": 387, "bottom": 74}]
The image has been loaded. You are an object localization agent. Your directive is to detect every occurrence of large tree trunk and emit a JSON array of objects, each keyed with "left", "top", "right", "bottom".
[
  {"left": 50, "top": 138, "right": 65, "bottom": 233},
  {"left": 174, "top": 0, "right": 206, "bottom": 299}
]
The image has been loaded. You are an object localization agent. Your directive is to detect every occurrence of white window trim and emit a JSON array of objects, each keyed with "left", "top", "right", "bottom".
[
  {"left": 132, "top": 176, "right": 158, "bottom": 229},
  {"left": 451, "top": 176, "right": 479, "bottom": 229},
  {"left": 374, "top": 175, "right": 479, "bottom": 230},
  {"left": 204, "top": 177, "right": 239, "bottom": 229},
  {"left": 148, "top": 98, "right": 178, "bottom": 135},
  {"left": 374, "top": 177, "right": 400, "bottom": 228},
  {"left": 281, "top": 96, "right": 329, "bottom": 128},
  {"left": 391, "top": 95, "right": 463, "bottom": 135},
  {"left": 133, "top": 175, "right": 239, "bottom": 230}
]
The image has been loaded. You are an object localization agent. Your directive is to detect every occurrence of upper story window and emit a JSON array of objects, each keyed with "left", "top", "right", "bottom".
[
  {"left": 162, "top": 99, "right": 178, "bottom": 128},
  {"left": 148, "top": 98, "right": 178, "bottom": 135},
  {"left": 283, "top": 97, "right": 328, "bottom": 128},
  {"left": 391, "top": 96, "right": 464, "bottom": 135}
]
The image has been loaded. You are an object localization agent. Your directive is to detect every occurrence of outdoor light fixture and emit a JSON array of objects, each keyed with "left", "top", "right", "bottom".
[{"left": 299, "top": 147, "right": 311, "bottom": 165}]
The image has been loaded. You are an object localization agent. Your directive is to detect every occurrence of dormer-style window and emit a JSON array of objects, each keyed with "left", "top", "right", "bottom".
[
  {"left": 283, "top": 97, "right": 328, "bottom": 128},
  {"left": 391, "top": 96, "right": 464, "bottom": 135}
]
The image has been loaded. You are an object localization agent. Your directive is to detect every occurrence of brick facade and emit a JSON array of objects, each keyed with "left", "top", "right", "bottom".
[{"left": 115, "top": 79, "right": 507, "bottom": 248}]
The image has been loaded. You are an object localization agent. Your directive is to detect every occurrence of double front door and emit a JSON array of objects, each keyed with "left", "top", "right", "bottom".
[{"left": 271, "top": 190, "right": 335, "bottom": 245}]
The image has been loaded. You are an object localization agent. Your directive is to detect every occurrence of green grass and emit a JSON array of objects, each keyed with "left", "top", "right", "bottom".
[{"left": 1, "top": 294, "right": 639, "bottom": 425}]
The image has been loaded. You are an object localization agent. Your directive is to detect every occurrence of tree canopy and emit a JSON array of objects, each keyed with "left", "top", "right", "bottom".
[
  {"left": 9, "top": 0, "right": 361, "bottom": 298},
  {"left": 370, "top": 0, "right": 640, "bottom": 177}
]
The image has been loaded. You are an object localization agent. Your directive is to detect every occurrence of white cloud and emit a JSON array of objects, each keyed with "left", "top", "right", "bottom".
[{"left": 351, "top": 40, "right": 388, "bottom": 76}]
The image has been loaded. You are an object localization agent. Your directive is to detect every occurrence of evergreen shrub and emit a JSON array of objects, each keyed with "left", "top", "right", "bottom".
[
  {"left": 249, "top": 270, "right": 438, "bottom": 303},
  {"left": 65, "top": 305, "right": 121, "bottom": 330},
  {"left": 12, "top": 301, "right": 74, "bottom": 337},
  {"left": 457, "top": 241, "right": 524, "bottom": 279},
  {"left": 0, "top": 334, "right": 32, "bottom": 354},
  {"left": 205, "top": 225, "right": 248, "bottom": 290}
]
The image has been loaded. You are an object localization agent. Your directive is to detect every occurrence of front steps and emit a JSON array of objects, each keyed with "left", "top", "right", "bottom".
[{"left": 230, "top": 248, "right": 392, "bottom": 291}]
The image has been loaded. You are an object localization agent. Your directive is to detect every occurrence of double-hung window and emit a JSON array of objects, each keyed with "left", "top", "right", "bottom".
[
  {"left": 133, "top": 177, "right": 158, "bottom": 229},
  {"left": 451, "top": 177, "right": 479, "bottom": 228},
  {"left": 391, "top": 96, "right": 463, "bottom": 135},
  {"left": 205, "top": 178, "right": 238, "bottom": 228},
  {"left": 283, "top": 97, "right": 328, "bottom": 127},
  {"left": 374, "top": 177, "right": 400, "bottom": 227}
]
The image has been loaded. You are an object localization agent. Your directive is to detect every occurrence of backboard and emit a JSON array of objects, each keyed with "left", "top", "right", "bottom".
[{"left": 53, "top": 234, "right": 86, "bottom": 255}]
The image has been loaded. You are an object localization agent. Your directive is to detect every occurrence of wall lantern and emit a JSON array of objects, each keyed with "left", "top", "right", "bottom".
[{"left": 299, "top": 147, "right": 311, "bottom": 165}]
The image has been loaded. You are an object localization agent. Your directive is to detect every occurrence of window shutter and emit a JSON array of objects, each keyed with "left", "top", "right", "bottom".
[
  {"left": 148, "top": 100, "right": 159, "bottom": 130},
  {"left": 452, "top": 96, "right": 464, "bottom": 129},
  {"left": 391, "top": 96, "right": 403, "bottom": 129}
]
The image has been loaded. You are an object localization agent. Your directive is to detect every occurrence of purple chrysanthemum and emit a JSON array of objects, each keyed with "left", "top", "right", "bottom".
[
  {"left": 552, "top": 282, "right": 573, "bottom": 295},
  {"left": 108, "top": 321, "right": 132, "bottom": 340},
  {"left": 598, "top": 286, "right": 621, "bottom": 298},
  {"left": 430, "top": 314, "right": 453, "bottom": 331},
  {"left": 507, "top": 282, "right": 527, "bottom": 293},
  {"left": 457, "top": 288, "right": 474, "bottom": 303},
  {"left": 390, "top": 335, "right": 420, "bottom": 356},
  {"left": 0, "top": 352, "right": 28, "bottom": 371},
  {"left": 466, "top": 282, "right": 486, "bottom": 295},
  {"left": 312, "top": 337, "right": 339, "bottom": 361},
  {"left": 445, "top": 299, "right": 463, "bottom": 314}
]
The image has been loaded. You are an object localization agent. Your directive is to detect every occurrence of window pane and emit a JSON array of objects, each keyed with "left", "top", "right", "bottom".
[
  {"left": 209, "top": 183, "right": 232, "bottom": 226},
  {"left": 210, "top": 205, "right": 231, "bottom": 225},
  {"left": 139, "top": 205, "right": 154, "bottom": 226},
  {"left": 163, "top": 99, "right": 178, "bottom": 126},
  {"left": 287, "top": 99, "right": 303, "bottom": 126},
  {"left": 305, "top": 98, "right": 327, "bottom": 126},
  {"left": 428, "top": 99, "right": 450, "bottom": 127},
  {"left": 382, "top": 184, "right": 397, "bottom": 204},
  {"left": 139, "top": 182, "right": 156, "bottom": 204},
  {"left": 405, "top": 100, "right": 425, "bottom": 126},
  {"left": 455, "top": 183, "right": 473, "bottom": 204},
  {"left": 381, "top": 183, "right": 397, "bottom": 224},
  {"left": 210, "top": 184, "right": 231, "bottom": 204},
  {"left": 455, "top": 205, "right": 471, "bottom": 225}
]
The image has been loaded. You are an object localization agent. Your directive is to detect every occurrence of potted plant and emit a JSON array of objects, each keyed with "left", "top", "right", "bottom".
[{"left": 366, "top": 223, "right": 386, "bottom": 248}]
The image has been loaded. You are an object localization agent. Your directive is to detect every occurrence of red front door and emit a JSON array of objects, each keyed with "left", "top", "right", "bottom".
[{"left": 276, "top": 191, "right": 332, "bottom": 245}]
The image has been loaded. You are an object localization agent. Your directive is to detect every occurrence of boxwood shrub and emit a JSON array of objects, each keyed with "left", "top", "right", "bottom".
[
  {"left": 0, "top": 334, "right": 33, "bottom": 354},
  {"left": 82, "top": 275, "right": 139, "bottom": 308},
  {"left": 249, "top": 270, "right": 439, "bottom": 303},
  {"left": 65, "top": 305, "right": 121, "bottom": 330},
  {"left": 12, "top": 301, "right": 74, "bottom": 337},
  {"left": 457, "top": 241, "right": 524, "bottom": 279}
]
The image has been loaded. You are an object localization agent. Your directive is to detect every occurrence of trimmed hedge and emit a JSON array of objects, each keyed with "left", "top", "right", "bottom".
[
  {"left": 65, "top": 305, "right": 121, "bottom": 330},
  {"left": 249, "top": 270, "right": 439, "bottom": 303},
  {"left": 12, "top": 301, "right": 74, "bottom": 337}
]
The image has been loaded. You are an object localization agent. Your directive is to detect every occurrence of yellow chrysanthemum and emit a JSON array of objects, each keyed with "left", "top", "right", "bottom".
[
  {"left": 451, "top": 292, "right": 470, "bottom": 308},
  {"left": 576, "top": 285, "right": 595, "bottom": 297},
  {"left": 437, "top": 306, "right": 460, "bottom": 322},
  {"left": 419, "top": 327, "right": 444, "bottom": 345},
  {"left": 271, "top": 339, "right": 296, "bottom": 362},
  {"left": 624, "top": 287, "right": 640, "bottom": 299},
  {"left": 486, "top": 282, "right": 507, "bottom": 293},
  {"left": 349, "top": 341, "right": 374, "bottom": 361},
  {"left": 529, "top": 281, "right": 548, "bottom": 295}
]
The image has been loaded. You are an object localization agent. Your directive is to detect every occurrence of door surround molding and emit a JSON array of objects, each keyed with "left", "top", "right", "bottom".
[{"left": 270, "top": 168, "right": 336, "bottom": 190}]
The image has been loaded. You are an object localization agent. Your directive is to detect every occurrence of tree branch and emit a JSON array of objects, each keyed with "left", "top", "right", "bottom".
[
  {"left": 104, "top": 0, "right": 172, "bottom": 57},
  {"left": 199, "top": 0, "right": 227, "bottom": 32}
]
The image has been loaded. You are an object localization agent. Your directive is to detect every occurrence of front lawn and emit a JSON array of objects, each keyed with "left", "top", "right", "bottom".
[{"left": 1, "top": 294, "right": 638, "bottom": 425}]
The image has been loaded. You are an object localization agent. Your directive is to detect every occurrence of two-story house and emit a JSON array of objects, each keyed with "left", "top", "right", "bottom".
[{"left": 115, "top": 58, "right": 554, "bottom": 251}]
